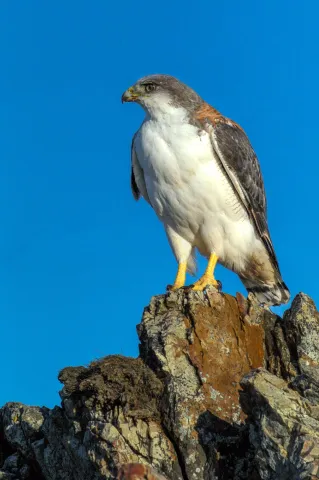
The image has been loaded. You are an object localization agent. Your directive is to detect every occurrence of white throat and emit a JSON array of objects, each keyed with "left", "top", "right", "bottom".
[{"left": 141, "top": 93, "right": 189, "bottom": 124}]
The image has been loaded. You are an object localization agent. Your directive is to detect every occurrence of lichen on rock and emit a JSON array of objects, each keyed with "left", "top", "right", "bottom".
[{"left": 1, "top": 287, "right": 319, "bottom": 479}]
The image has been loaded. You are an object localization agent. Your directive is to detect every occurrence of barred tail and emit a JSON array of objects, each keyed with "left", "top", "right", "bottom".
[{"left": 240, "top": 276, "right": 290, "bottom": 307}]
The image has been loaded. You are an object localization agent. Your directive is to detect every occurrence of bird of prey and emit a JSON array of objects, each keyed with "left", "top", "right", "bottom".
[{"left": 122, "top": 74, "right": 290, "bottom": 306}]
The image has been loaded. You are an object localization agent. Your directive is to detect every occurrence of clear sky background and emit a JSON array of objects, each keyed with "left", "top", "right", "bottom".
[{"left": 0, "top": 1, "right": 317, "bottom": 407}]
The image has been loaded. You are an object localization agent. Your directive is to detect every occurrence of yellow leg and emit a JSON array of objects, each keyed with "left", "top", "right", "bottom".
[
  {"left": 169, "top": 262, "right": 187, "bottom": 291},
  {"left": 192, "top": 253, "right": 219, "bottom": 291}
]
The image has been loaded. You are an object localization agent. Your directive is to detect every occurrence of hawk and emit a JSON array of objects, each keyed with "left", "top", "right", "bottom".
[{"left": 122, "top": 74, "right": 290, "bottom": 306}]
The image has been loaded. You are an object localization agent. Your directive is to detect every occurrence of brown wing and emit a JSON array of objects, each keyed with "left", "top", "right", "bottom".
[
  {"left": 131, "top": 132, "right": 151, "bottom": 204},
  {"left": 195, "top": 103, "right": 280, "bottom": 271}
]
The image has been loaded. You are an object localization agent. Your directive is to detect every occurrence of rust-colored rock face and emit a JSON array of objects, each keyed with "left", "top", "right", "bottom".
[
  {"left": 118, "top": 463, "right": 168, "bottom": 480},
  {"left": 1, "top": 289, "right": 319, "bottom": 479},
  {"left": 138, "top": 288, "right": 267, "bottom": 478},
  {"left": 185, "top": 291, "right": 265, "bottom": 423}
]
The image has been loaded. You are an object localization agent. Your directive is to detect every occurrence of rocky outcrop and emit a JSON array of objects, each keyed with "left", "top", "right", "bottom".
[{"left": 0, "top": 288, "right": 319, "bottom": 479}]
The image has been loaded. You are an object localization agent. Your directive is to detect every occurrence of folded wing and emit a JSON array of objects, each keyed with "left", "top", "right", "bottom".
[
  {"left": 195, "top": 104, "right": 280, "bottom": 272},
  {"left": 130, "top": 132, "right": 151, "bottom": 205}
]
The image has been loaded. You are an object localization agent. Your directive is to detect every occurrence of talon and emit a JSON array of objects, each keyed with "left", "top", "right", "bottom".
[
  {"left": 192, "top": 284, "right": 206, "bottom": 291},
  {"left": 191, "top": 253, "right": 219, "bottom": 292},
  {"left": 191, "top": 277, "right": 219, "bottom": 291}
]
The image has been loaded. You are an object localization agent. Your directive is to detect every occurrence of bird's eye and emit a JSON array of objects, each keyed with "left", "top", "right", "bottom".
[{"left": 144, "top": 83, "right": 156, "bottom": 93}]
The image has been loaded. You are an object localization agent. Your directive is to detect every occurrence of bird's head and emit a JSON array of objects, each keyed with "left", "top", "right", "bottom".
[{"left": 121, "top": 74, "right": 203, "bottom": 119}]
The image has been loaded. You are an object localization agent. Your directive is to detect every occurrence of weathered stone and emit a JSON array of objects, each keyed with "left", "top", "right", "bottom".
[
  {"left": 138, "top": 287, "right": 265, "bottom": 479},
  {"left": 117, "top": 463, "right": 169, "bottom": 480},
  {"left": 284, "top": 294, "right": 319, "bottom": 369},
  {"left": 0, "top": 453, "right": 30, "bottom": 480},
  {"left": 0, "top": 473, "right": 15, "bottom": 480},
  {"left": 284, "top": 294, "right": 319, "bottom": 406},
  {"left": 241, "top": 368, "right": 319, "bottom": 479},
  {"left": 1, "top": 403, "right": 46, "bottom": 459},
  {"left": 0, "top": 288, "right": 318, "bottom": 479}
]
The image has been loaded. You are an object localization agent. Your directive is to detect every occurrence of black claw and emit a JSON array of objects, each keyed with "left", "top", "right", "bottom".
[{"left": 216, "top": 280, "right": 222, "bottom": 292}]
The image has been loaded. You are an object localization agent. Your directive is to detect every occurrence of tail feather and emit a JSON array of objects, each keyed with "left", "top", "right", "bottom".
[
  {"left": 187, "top": 248, "right": 197, "bottom": 276},
  {"left": 240, "top": 276, "right": 290, "bottom": 307}
]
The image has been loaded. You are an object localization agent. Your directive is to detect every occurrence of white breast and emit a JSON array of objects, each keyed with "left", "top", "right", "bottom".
[{"left": 134, "top": 112, "right": 258, "bottom": 270}]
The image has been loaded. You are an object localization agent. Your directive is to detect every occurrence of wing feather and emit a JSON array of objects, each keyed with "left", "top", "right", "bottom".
[
  {"left": 131, "top": 133, "right": 151, "bottom": 205},
  {"left": 195, "top": 103, "right": 280, "bottom": 271}
]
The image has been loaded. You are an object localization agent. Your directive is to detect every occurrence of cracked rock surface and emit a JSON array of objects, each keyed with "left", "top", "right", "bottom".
[{"left": 0, "top": 289, "right": 319, "bottom": 479}]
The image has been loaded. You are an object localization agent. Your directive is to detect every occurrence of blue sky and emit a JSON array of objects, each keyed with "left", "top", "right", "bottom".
[{"left": 0, "top": 1, "right": 317, "bottom": 407}]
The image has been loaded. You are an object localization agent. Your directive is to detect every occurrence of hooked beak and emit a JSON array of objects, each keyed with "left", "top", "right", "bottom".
[{"left": 121, "top": 86, "right": 139, "bottom": 103}]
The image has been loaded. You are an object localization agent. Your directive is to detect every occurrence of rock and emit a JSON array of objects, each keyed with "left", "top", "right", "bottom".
[
  {"left": 117, "top": 463, "right": 169, "bottom": 479},
  {"left": 0, "top": 287, "right": 318, "bottom": 479},
  {"left": 241, "top": 368, "right": 319, "bottom": 479},
  {"left": 1, "top": 454, "right": 30, "bottom": 480},
  {"left": 36, "top": 356, "right": 180, "bottom": 480},
  {"left": 1, "top": 403, "right": 46, "bottom": 459},
  {"left": 0, "top": 473, "right": 15, "bottom": 480},
  {"left": 138, "top": 288, "right": 265, "bottom": 479},
  {"left": 285, "top": 294, "right": 319, "bottom": 405}
]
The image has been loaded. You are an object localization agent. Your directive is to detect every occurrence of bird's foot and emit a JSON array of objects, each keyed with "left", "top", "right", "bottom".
[
  {"left": 167, "top": 262, "right": 187, "bottom": 291},
  {"left": 166, "top": 281, "right": 185, "bottom": 292},
  {"left": 191, "top": 275, "right": 220, "bottom": 291}
]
